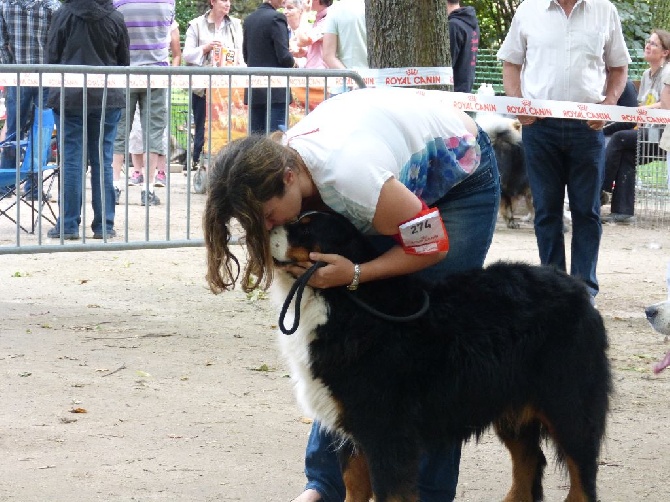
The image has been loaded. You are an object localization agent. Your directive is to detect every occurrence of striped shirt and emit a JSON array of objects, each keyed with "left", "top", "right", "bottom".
[
  {"left": 0, "top": 0, "right": 61, "bottom": 65},
  {"left": 113, "top": 0, "right": 174, "bottom": 67}
]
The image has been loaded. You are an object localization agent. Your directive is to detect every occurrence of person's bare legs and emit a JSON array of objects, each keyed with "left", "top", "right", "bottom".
[
  {"left": 131, "top": 153, "right": 144, "bottom": 172},
  {"left": 113, "top": 153, "right": 125, "bottom": 184},
  {"left": 291, "top": 489, "right": 321, "bottom": 502},
  {"left": 138, "top": 151, "right": 161, "bottom": 205}
]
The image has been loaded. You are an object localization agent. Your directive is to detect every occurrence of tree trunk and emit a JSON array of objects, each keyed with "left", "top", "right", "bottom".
[{"left": 366, "top": 0, "right": 450, "bottom": 89}]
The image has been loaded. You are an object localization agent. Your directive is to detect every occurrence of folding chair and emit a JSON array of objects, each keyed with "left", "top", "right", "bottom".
[{"left": 0, "top": 107, "right": 58, "bottom": 233}]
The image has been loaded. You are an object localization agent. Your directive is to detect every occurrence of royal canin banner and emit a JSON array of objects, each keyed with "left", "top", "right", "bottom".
[{"left": 2, "top": 67, "right": 670, "bottom": 123}]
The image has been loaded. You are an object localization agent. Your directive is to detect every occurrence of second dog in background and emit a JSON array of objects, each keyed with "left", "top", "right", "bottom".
[{"left": 477, "top": 113, "right": 532, "bottom": 228}]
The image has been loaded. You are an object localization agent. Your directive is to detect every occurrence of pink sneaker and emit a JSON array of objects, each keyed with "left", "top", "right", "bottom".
[
  {"left": 128, "top": 171, "right": 144, "bottom": 186},
  {"left": 154, "top": 170, "right": 166, "bottom": 187}
]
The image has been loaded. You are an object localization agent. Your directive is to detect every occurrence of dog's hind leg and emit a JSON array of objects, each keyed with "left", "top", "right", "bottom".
[
  {"left": 495, "top": 417, "right": 546, "bottom": 502},
  {"left": 549, "top": 425, "right": 601, "bottom": 502},
  {"left": 500, "top": 197, "right": 519, "bottom": 229}
]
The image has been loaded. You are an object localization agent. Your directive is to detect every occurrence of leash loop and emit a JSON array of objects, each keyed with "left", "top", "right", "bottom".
[
  {"left": 345, "top": 289, "right": 430, "bottom": 323},
  {"left": 278, "top": 261, "right": 326, "bottom": 335},
  {"left": 278, "top": 259, "right": 430, "bottom": 334}
]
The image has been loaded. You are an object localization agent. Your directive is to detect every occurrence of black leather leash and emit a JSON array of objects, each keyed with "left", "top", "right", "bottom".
[
  {"left": 279, "top": 261, "right": 326, "bottom": 335},
  {"left": 344, "top": 288, "right": 430, "bottom": 323},
  {"left": 278, "top": 261, "right": 431, "bottom": 335}
]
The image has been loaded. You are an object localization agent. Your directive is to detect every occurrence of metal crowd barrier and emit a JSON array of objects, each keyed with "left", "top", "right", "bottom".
[
  {"left": 0, "top": 65, "right": 366, "bottom": 254},
  {"left": 635, "top": 125, "right": 670, "bottom": 227}
]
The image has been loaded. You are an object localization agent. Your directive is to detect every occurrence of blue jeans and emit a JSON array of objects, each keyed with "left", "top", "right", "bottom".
[
  {"left": 522, "top": 118, "right": 604, "bottom": 296},
  {"left": 192, "top": 92, "right": 206, "bottom": 164},
  {"left": 1, "top": 86, "right": 49, "bottom": 171},
  {"left": 54, "top": 109, "right": 121, "bottom": 235},
  {"left": 249, "top": 103, "right": 287, "bottom": 134},
  {"left": 304, "top": 128, "right": 501, "bottom": 502}
]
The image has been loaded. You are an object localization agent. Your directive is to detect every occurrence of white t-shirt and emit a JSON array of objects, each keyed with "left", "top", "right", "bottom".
[
  {"left": 322, "top": 0, "right": 367, "bottom": 69},
  {"left": 639, "top": 65, "right": 670, "bottom": 106},
  {"left": 497, "top": 0, "right": 631, "bottom": 103},
  {"left": 286, "top": 88, "right": 480, "bottom": 234}
]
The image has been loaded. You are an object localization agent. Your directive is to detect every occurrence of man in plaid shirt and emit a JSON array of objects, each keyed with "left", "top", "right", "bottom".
[{"left": 0, "top": 0, "right": 60, "bottom": 196}]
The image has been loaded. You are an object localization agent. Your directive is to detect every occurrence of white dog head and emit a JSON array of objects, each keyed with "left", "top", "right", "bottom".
[{"left": 645, "top": 301, "right": 670, "bottom": 373}]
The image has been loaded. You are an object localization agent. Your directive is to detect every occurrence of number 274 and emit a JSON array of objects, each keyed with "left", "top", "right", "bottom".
[{"left": 411, "top": 220, "right": 432, "bottom": 234}]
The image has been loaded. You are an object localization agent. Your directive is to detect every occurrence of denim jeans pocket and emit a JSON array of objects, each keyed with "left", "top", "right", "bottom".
[{"left": 448, "top": 154, "right": 497, "bottom": 198}]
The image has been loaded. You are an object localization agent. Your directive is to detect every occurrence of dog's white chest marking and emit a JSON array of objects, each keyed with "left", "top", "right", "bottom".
[{"left": 269, "top": 228, "right": 343, "bottom": 432}]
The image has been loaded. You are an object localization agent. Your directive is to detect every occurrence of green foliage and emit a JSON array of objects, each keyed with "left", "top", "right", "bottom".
[
  {"left": 469, "top": 0, "right": 519, "bottom": 50},
  {"left": 613, "top": 0, "right": 653, "bottom": 51},
  {"left": 174, "top": 0, "right": 207, "bottom": 35},
  {"left": 654, "top": 0, "right": 670, "bottom": 30}
]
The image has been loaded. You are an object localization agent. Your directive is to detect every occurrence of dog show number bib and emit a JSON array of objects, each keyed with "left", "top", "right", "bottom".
[{"left": 399, "top": 208, "right": 449, "bottom": 255}]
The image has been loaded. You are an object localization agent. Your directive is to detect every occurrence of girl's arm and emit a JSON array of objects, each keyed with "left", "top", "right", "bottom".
[{"left": 297, "top": 179, "right": 446, "bottom": 288}]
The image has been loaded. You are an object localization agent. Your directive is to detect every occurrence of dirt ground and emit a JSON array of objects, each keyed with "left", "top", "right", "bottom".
[{"left": 2, "top": 191, "right": 670, "bottom": 501}]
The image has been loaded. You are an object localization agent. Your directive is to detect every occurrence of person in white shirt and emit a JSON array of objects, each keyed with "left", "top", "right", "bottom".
[{"left": 498, "top": 0, "right": 630, "bottom": 301}]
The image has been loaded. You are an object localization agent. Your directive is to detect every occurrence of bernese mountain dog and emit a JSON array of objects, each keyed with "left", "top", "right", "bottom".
[{"left": 270, "top": 211, "right": 611, "bottom": 502}]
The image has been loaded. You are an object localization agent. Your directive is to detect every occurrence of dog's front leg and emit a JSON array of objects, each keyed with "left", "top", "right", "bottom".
[
  {"left": 340, "top": 440, "right": 420, "bottom": 502},
  {"left": 339, "top": 442, "right": 373, "bottom": 502}
]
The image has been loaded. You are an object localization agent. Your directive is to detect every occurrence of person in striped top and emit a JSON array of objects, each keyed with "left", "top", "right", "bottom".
[{"left": 111, "top": 0, "right": 175, "bottom": 207}]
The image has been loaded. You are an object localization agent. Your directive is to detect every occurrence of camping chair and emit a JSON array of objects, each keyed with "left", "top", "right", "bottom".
[{"left": 0, "top": 107, "right": 58, "bottom": 233}]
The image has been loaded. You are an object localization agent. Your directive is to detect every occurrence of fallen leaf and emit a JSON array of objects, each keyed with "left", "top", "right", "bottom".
[
  {"left": 70, "top": 408, "right": 87, "bottom": 414},
  {"left": 18, "top": 372, "right": 32, "bottom": 377}
]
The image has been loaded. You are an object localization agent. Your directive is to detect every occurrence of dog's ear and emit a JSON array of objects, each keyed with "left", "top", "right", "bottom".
[{"left": 512, "top": 120, "right": 522, "bottom": 132}]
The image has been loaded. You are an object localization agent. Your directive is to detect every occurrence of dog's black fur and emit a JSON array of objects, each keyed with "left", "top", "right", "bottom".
[
  {"left": 271, "top": 212, "right": 611, "bottom": 502},
  {"left": 479, "top": 115, "right": 532, "bottom": 228}
]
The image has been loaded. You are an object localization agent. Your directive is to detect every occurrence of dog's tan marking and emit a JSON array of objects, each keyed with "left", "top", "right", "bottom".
[
  {"left": 497, "top": 405, "right": 545, "bottom": 502},
  {"left": 500, "top": 435, "right": 538, "bottom": 502},
  {"left": 286, "top": 245, "right": 322, "bottom": 263},
  {"left": 286, "top": 247, "right": 311, "bottom": 263},
  {"left": 564, "top": 458, "right": 589, "bottom": 502},
  {"left": 343, "top": 451, "right": 373, "bottom": 502}
]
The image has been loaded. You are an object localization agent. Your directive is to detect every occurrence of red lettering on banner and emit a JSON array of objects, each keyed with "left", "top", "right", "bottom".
[
  {"left": 507, "top": 105, "right": 528, "bottom": 115},
  {"left": 475, "top": 103, "right": 497, "bottom": 113},
  {"left": 454, "top": 101, "right": 474, "bottom": 111},
  {"left": 528, "top": 107, "right": 551, "bottom": 117},
  {"left": 413, "top": 75, "right": 440, "bottom": 85},
  {"left": 563, "top": 110, "right": 586, "bottom": 119},
  {"left": 586, "top": 112, "right": 611, "bottom": 120},
  {"left": 385, "top": 76, "right": 410, "bottom": 85},
  {"left": 363, "top": 77, "right": 375, "bottom": 86},
  {"left": 646, "top": 116, "right": 670, "bottom": 124}
]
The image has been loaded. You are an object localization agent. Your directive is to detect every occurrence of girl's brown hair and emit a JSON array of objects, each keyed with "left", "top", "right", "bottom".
[{"left": 203, "top": 134, "right": 301, "bottom": 293}]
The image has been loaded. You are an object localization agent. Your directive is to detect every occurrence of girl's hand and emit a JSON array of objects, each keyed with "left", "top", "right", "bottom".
[{"left": 282, "top": 252, "right": 355, "bottom": 289}]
